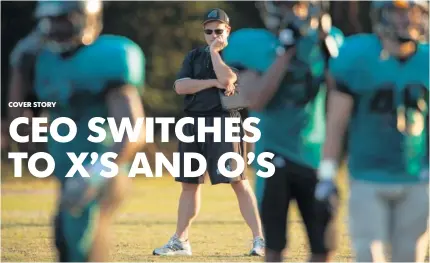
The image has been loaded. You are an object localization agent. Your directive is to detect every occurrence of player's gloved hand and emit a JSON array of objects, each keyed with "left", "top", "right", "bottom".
[
  {"left": 315, "top": 160, "right": 339, "bottom": 222},
  {"left": 61, "top": 161, "right": 109, "bottom": 216},
  {"left": 321, "top": 35, "right": 339, "bottom": 62},
  {"left": 314, "top": 160, "right": 338, "bottom": 202},
  {"left": 317, "top": 13, "right": 340, "bottom": 64},
  {"left": 315, "top": 180, "right": 338, "bottom": 202}
]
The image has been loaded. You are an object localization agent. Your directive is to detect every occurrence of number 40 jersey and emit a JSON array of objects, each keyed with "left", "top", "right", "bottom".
[{"left": 329, "top": 34, "right": 429, "bottom": 183}]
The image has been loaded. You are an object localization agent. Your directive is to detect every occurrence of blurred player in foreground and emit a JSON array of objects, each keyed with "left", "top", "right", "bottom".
[
  {"left": 7, "top": 28, "right": 45, "bottom": 160},
  {"left": 315, "top": 1, "right": 429, "bottom": 262},
  {"left": 223, "top": 1, "right": 344, "bottom": 262},
  {"left": 8, "top": 0, "right": 146, "bottom": 261}
]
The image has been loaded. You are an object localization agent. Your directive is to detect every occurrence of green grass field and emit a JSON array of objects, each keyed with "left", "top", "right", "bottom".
[{"left": 1, "top": 164, "right": 355, "bottom": 262}]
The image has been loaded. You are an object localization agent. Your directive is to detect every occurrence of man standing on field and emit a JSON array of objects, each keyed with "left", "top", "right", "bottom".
[{"left": 153, "top": 8, "right": 265, "bottom": 257}]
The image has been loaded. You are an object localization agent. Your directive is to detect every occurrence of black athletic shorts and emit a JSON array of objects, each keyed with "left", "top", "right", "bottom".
[
  {"left": 261, "top": 151, "right": 338, "bottom": 254},
  {"left": 175, "top": 111, "right": 247, "bottom": 185}
]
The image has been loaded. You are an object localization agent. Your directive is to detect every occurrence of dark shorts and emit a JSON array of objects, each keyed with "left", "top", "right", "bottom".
[
  {"left": 175, "top": 112, "right": 247, "bottom": 185},
  {"left": 261, "top": 151, "right": 338, "bottom": 254}
]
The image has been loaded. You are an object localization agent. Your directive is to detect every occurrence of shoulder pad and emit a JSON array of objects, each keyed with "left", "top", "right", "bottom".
[
  {"left": 91, "top": 35, "right": 146, "bottom": 91},
  {"left": 329, "top": 33, "right": 377, "bottom": 68},
  {"left": 228, "top": 28, "right": 277, "bottom": 45},
  {"left": 340, "top": 33, "right": 377, "bottom": 56},
  {"left": 224, "top": 28, "right": 278, "bottom": 72},
  {"left": 329, "top": 33, "right": 378, "bottom": 89}
]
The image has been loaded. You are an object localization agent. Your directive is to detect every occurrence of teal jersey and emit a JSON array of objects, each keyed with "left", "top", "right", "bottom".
[
  {"left": 329, "top": 34, "right": 429, "bottom": 183},
  {"left": 34, "top": 35, "right": 145, "bottom": 183},
  {"left": 223, "top": 28, "right": 344, "bottom": 169}
]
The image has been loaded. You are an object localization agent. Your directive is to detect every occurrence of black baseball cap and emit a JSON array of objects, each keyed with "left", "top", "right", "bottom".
[{"left": 203, "top": 8, "right": 230, "bottom": 25}]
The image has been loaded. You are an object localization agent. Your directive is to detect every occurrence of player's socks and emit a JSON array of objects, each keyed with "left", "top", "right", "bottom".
[{"left": 152, "top": 234, "right": 192, "bottom": 256}]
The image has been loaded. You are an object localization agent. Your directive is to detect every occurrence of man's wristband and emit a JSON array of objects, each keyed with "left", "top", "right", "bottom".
[{"left": 318, "top": 159, "right": 338, "bottom": 181}]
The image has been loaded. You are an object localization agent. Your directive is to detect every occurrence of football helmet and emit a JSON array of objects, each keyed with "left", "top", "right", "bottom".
[
  {"left": 34, "top": 0, "right": 103, "bottom": 53},
  {"left": 256, "top": 1, "right": 331, "bottom": 36},
  {"left": 371, "top": 0, "right": 429, "bottom": 43}
]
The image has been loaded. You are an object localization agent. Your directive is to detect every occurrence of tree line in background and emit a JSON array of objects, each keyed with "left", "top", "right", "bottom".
[
  {"left": 1, "top": 1, "right": 372, "bottom": 118},
  {"left": 1, "top": 1, "right": 370, "bottom": 164}
]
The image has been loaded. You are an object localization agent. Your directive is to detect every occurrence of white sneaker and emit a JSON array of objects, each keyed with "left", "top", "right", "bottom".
[
  {"left": 249, "top": 236, "right": 265, "bottom": 256},
  {"left": 153, "top": 234, "right": 192, "bottom": 256}
]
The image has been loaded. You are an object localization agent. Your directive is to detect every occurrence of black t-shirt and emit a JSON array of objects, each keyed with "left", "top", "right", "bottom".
[{"left": 174, "top": 46, "right": 238, "bottom": 116}]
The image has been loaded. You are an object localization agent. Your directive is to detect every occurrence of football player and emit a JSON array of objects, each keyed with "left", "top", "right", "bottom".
[
  {"left": 223, "top": 1, "right": 344, "bottom": 262},
  {"left": 7, "top": 28, "right": 45, "bottom": 158},
  {"left": 9, "top": 1, "right": 146, "bottom": 261},
  {"left": 315, "top": 1, "right": 429, "bottom": 262}
]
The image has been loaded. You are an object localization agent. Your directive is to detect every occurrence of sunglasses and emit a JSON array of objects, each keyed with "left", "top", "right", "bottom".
[{"left": 204, "top": 29, "right": 224, "bottom": 35}]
